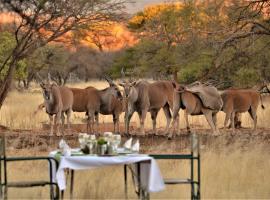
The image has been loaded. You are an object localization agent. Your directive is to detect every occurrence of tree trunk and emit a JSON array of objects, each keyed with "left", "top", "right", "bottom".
[{"left": 0, "top": 58, "right": 17, "bottom": 109}]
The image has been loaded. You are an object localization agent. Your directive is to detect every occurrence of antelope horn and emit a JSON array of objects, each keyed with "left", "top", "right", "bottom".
[
  {"left": 121, "top": 67, "right": 125, "bottom": 79},
  {"left": 104, "top": 75, "right": 114, "bottom": 85},
  {"left": 36, "top": 73, "right": 43, "bottom": 83},
  {"left": 48, "top": 72, "right": 52, "bottom": 83}
]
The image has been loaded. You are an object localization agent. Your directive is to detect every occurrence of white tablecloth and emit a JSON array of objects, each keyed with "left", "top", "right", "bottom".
[{"left": 50, "top": 151, "right": 165, "bottom": 193}]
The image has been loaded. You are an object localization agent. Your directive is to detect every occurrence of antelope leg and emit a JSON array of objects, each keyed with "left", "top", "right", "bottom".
[
  {"left": 150, "top": 109, "right": 158, "bottom": 135},
  {"left": 49, "top": 115, "right": 54, "bottom": 136},
  {"left": 55, "top": 112, "right": 62, "bottom": 137},
  {"left": 169, "top": 108, "right": 180, "bottom": 139},
  {"left": 163, "top": 106, "right": 171, "bottom": 135},
  {"left": 66, "top": 109, "right": 72, "bottom": 135},
  {"left": 95, "top": 113, "right": 99, "bottom": 134},
  {"left": 139, "top": 109, "right": 147, "bottom": 136},
  {"left": 230, "top": 111, "right": 235, "bottom": 133},
  {"left": 185, "top": 110, "right": 190, "bottom": 134},
  {"left": 203, "top": 109, "right": 219, "bottom": 135}
]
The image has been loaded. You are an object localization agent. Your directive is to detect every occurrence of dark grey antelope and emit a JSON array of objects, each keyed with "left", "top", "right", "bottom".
[{"left": 40, "top": 81, "right": 73, "bottom": 136}]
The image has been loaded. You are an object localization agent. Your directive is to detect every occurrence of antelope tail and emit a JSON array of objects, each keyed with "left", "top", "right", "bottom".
[{"left": 260, "top": 94, "right": 265, "bottom": 109}]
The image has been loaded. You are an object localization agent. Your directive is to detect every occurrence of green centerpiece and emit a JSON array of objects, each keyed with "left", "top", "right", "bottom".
[{"left": 97, "top": 138, "right": 108, "bottom": 155}]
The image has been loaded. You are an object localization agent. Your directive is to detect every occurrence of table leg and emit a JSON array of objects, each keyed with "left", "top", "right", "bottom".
[
  {"left": 137, "top": 162, "right": 150, "bottom": 200},
  {"left": 124, "top": 165, "right": 128, "bottom": 199},
  {"left": 70, "top": 170, "right": 74, "bottom": 199},
  {"left": 61, "top": 190, "right": 64, "bottom": 200},
  {"left": 136, "top": 163, "right": 142, "bottom": 199}
]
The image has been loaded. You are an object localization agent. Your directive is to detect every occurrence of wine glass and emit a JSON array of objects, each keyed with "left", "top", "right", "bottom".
[
  {"left": 114, "top": 134, "right": 121, "bottom": 149},
  {"left": 104, "top": 132, "right": 113, "bottom": 143},
  {"left": 78, "top": 133, "right": 85, "bottom": 144}
]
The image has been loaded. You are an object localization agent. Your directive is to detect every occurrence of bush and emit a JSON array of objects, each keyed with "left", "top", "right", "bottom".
[{"left": 233, "top": 68, "right": 260, "bottom": 88}]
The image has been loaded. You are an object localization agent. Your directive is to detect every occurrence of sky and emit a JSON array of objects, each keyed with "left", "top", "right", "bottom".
[{"left": 126, "top": 0, "right": 177, "bottom": 13}]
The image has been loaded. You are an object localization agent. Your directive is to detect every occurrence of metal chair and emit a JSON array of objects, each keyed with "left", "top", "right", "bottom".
[
  {"left": 0, "top": 134, "right": 59, "bottom": 199},
  {"left": 150, "top": 133, "right": 201, "bottom": 200},
  {"left": 124, "top": 133, "right": 201, "bottom": 200}
]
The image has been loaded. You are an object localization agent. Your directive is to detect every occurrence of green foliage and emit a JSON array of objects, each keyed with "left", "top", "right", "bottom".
[
  {"left": 114, "top": 1, "right": 270, "bottom": 88},
  {"left": 112, "top": 1, "right": 214, "bottom": 81},
  {"left": 14, "top": 59, "right": 28, "bottom": 80},
  {"left": 178, "top": 54, "right": 212, "bottom": 83},
  {"left": 97, "top": 138, "right": 107, "bottom": 145},
  {"left": 110, "top": 48, "right": 137, "bottom": 78},
  {"left": 0, "top": 32, "right": 16, "bottom": 80},
  {"left": 233, "top": 68, "right": 260, "bottom": 88}
]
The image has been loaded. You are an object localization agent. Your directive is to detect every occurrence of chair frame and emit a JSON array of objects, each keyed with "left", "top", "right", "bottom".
[
  {"left": 0, "top": 134, "right": 59, "bottom": 200},
  {"left": 124, "top": 133, "right": 201, "bottom": 200}
]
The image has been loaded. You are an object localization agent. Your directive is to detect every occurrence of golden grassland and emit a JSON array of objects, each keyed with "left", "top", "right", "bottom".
[
  {"left": 1, "top": 80, "right": 270, "bottom": 199},
  {"left": 5, "top": 145, "right": 270, "bottom": 199}
]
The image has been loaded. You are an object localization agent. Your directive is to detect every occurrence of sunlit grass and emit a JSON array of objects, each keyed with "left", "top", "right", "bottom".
[
  {"left": 5, "top": 144, "right": 270, "bottom": 199},
  {"left": 1, "top": 81, "right": 270, "bottom": 199}
]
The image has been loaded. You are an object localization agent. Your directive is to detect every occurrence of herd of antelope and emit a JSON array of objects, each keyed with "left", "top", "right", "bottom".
[{"left": 37, "top": 75, "right": 270, "bottom": 139}]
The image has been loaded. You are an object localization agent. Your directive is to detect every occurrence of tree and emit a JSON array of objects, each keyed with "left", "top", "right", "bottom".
[
  {"left": 201, "top": 0, "right": 270, "bottom": 81},
  {"left": 0, "top": 0, "right": 126, "bottom": 109},
  {"left": 113, "top": 1, "right": 212, "bottom": 80}
]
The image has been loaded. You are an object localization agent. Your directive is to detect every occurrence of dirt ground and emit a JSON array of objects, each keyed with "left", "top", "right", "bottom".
[{"left": 1, "top": 124, "right": 270, "bottom": 154}]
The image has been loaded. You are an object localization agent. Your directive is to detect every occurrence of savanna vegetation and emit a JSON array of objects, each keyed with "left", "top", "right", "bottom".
[
  {"left": 0, "top": 0, "right": 269, "bottom": 108},
  {"left": 1, "top": 0, "right": 270, "bottom": 199}
]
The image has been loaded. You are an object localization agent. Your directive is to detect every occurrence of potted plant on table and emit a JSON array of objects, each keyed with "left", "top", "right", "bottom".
[{"left": 97, "top": 138, "right": 108, "bottom": 155}]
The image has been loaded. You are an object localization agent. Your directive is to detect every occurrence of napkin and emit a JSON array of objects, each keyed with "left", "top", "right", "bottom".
[
  {"left": 124, "top": 138, "right": 132, "bottom": 149},
  {"left": 59, "top": 139, "right": 71, "bottom": 156},
  {"left": 104, "top": 132, "right": 113, "bottom": 137},
  {"left": 131, "top": 139, "right": 140, "bottom": 152}
]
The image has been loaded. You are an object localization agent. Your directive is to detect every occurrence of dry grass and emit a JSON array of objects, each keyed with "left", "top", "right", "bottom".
[
  {"left": 5, "top": 144, "right": 270, "bottom": 199},
  {"left": 1, "top": 81, "right": 270, "bottom": 199}
]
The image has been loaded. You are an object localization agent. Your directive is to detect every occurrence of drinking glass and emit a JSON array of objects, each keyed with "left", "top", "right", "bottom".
[
  {"left": 114, "top": 134, "right": 121, "bottom": 149},
  {"left": 78, "top": 133, "right": 85, "bottom": 144}
]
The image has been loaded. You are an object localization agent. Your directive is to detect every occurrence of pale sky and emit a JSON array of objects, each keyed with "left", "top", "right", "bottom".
[{"left": 126, "top": 0, "right": 177, "bottom": 13}]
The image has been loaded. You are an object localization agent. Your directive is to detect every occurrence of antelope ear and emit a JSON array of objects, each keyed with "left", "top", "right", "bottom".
[
  {"left": 40, "top": 83, "right": 45, "bottom": 89},
  {"left": 118, "top": 83, "right": 125, "bottom": 87},
  {"left": 131, "top": 81, "right": 137, "bottom": 86}
]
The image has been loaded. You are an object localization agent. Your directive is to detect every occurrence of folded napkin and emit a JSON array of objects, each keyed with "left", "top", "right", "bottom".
[
  {"left": 124, "top": 138, "right": 132, "bottom": 149},
  {"left": 131, "top": 139, "right": 140, "bottom": 152},
  {"left": 104, "top": 132, "right": 113, "bottom": 137},
  {"left": 59, "top": 139, "right": 71, "bottom": 156}
]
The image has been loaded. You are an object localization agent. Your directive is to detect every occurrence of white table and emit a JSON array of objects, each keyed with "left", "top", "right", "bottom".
[{"left": 50, "top": 150, "right": 165, "bottom": 198}]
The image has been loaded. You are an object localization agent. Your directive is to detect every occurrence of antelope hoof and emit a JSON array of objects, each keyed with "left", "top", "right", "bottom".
[
  {"left": 176, "top": 131, "right": 181, "bottom": 136},
  {"left": 213, "top": 131, "right": 221, "bottom": 136}
]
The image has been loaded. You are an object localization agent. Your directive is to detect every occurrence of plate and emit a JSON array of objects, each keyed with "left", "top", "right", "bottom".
[{"left": 117, "top": 148, "right": 132, "bottom": 154}]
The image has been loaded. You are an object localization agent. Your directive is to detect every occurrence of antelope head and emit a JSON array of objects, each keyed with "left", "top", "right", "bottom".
[
  {"left": 172, "top": 81, "right": 186, "bottom": 93},
  {"left": 104, "top": 75, "right": 123, "bottom": 101}
]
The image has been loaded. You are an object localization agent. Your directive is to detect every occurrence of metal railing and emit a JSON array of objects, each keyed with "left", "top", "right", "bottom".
[{"left": 0, "top": 134, "right": 59, "bottom": 200}]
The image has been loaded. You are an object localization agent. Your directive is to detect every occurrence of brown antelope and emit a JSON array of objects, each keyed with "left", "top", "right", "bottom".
[
  {"left": 227, "top": 84, "right": 270, "bottom": 129},
  {"left": 119, "top": 80, "right": 176, "bottom": 135},
  {"left": 170, "top": 82, "right": 222, "bottom": 139},
  {"left": 40, "top": 82, "right": 73, "bottom": 136},
  {"left": 220, "top": 89, "right": 265, "bottom": 132},
  {"left": 70, "top": 78, "right": 123, "bottom": 134}
]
